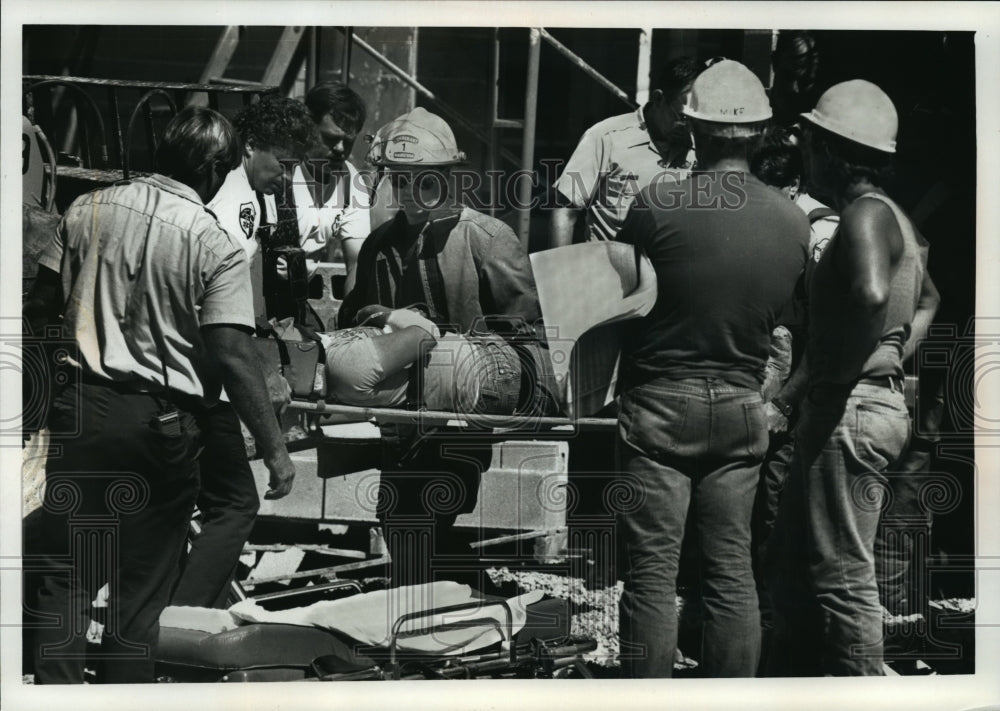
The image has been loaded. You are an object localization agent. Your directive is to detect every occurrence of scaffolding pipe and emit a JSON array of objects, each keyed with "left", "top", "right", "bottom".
[
  {"left": 307, "top": 27, "right": 318, "bottom": 89},
  {"left": 347, "top": 31, "right": 438, "bottom": 102},
  {"left": 345, "top": 29, "right": 520, "bottom": 168},
  {"left": 517, "top": 29, "right": 541, "bottom": 248},
  {"left": 488, "top": 27, "right": 500, "bottom": 216},
  {"left": 635, "top": 27, "right": 653, "bottom": 105},
  {"left": 341, "top": 26, "right": 352, "bottom": 85},
  {"left": 539, "top": 28, "right": 636, "bottom": 108}
]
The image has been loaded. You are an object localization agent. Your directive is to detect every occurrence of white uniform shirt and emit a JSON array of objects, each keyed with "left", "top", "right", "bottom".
[
  {"left": 795, "top": 192, "right": 839, "bottom": 263},
  {"left": 291, "top": 161, "right": 371, "bottom": 273},
  {"left": 208, "top": 162, "right": 277, "bottom": 260}
]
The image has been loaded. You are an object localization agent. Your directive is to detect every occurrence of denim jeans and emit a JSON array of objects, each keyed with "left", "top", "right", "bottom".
[
  {"left": 616, "top": 376, "right": 767, "bottom": 678},
  {"left": 765, "top": 382, "right": 910, "bottom": 676}
]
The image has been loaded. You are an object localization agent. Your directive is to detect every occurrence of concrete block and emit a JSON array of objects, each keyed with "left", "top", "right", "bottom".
[
  {"left": 322, "top": 468, "right": 383, "bottom": 524},
  {"left": 456, "top": 440, "right": 568, "bottom": 532},
  {"left": 319, "top": 438, "right": 569, "bottom": 534},
  {"left": 251, "top": 449, "right": 324, "bottom": 520}
]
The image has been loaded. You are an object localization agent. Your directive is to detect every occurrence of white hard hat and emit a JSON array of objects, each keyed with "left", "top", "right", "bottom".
[
  {"left": 801, "top": 80, "right": 897, "bottom": 153},
  {"left": 367, "top": 107, "right": 466, "bottom": 167},
  {"left": 684, "top": 59, "right": 772, "bottom": 136}
]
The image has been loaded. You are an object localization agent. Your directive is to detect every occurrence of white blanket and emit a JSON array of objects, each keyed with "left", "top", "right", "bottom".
[{"left": 227, "top": 581, "right": 544, "bottom": 655}]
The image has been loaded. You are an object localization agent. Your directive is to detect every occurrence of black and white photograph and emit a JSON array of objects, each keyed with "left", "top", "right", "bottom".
[{"left": 3, "top": 2, "right": 999, "bottom": 709}]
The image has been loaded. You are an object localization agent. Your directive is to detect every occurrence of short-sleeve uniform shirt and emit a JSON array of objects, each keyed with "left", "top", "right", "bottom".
[
  {"left": 39, "top": 175, "right": 255, "bottom": 403},
  {"left": 291, "top": 160, "right": 371, "bottom": 266},
  {"left": 207, "top": 163, "right": 277, "bottom": 320},
  {"left": 555, "top": 106, "right": 694, "bottom": 242}
]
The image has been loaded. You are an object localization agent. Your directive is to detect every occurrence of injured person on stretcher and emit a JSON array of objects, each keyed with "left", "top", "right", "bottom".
[{"left": 315, "top": 304, "right": 529, "bottom": 417}]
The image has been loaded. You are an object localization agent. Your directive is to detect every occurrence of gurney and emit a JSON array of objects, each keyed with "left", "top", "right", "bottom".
[
  {"left": 154, "top": 244, "right": 649, "bottom": 681},
  {"left": 287, "top": 241, "right": 659, "bottom": 430},
  {"left": 156, "top": 581, "right": 596, "bottom": 681}
]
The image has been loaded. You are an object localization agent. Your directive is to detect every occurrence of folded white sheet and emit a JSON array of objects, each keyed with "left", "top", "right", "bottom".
[{"left": 227, "top": 581, "right": 544, "bottom": 655}]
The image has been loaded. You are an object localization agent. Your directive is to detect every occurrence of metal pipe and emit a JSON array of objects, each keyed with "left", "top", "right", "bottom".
[
  {"left": 307, "top": 26, "right": 318, "bottom": 89},
  {"left": 341, "top": 26, "right": 353, "bottom": 85},
  {"left": 24, "top": 79, "right": 109, "bottom": 165},
  {"left": 348, "top": 31, "right": 436, "bottom": 100},
  {"left": 635, "top": 27, "right": 654, "bottom": 105},
  {"left": 143, "top": 103, "right": 157, "bottom": 166},
  {"left": 488, "top": 27, "right": 500, "bottom": 216},
  {"left": 407, "top": 28, "right": 419, "bottom": 111},
  {"left": 345, "top": 29, "right": 521, "bottom": 168},
  {"left": 123, "top": 89, "right": 177, "bottom": 177},
  {"left": 539, "top": 28, "right": 636, "bottom": 108},
  {"left": 517, "top": 28, "right": 541, "bottom": 248},
  {"left": 106, "top": 86, "right": 125, "bottom": 173},
  {"left": 24, "top": 74, "right": 276, "bottom": 94}
]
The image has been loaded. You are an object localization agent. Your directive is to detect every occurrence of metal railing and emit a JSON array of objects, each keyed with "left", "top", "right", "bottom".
[
  {"left": 22, "top": 75, "right": 278, "bottom": 180},
  {"left": 339, "top": 28, "right": 640, "bottom": 246}
]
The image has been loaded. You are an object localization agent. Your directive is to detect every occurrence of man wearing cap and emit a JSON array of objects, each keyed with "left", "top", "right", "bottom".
[
  {"left": 613, "top": 60, "right": 809, "bottom": 678},
  {"left": 339, "top": 107, "right": 558, "bottom": 588},
  {"left": 549, "top": 56, "right": 702, "bottom": 247},
  {"left": 765, "top": 81, "right": 936, "bottom": 676}
]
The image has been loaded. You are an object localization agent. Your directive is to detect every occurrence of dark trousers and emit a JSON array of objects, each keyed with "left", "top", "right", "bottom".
[
  {"left": 32, "top": 382, "right": 200, "bottom": 683},
  {"left": 170, "top": 402, "right": 260, "bottom": 609},
  {"left": 754, "top": 431, "right": 795, "bottom": 561},
  {"left": 616, "top": 377, "right": 766, "bottom": 678},
  {"left": 377, "top": 424, "right": 491, "bottom": 589}
]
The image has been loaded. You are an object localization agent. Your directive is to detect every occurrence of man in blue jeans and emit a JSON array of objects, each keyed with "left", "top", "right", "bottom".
[
  {"left": 765, "top": 80, "right": 935, "bottom": 676},
  {"left": 614, "top": 60, "right": 809, "bottom": 678}
]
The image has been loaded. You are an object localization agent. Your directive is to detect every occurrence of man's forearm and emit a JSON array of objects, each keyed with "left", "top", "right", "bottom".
[
  {"left": 550, "top": 206, "right": 579, "bottom": 249},
  {"left": 777, "top": 352, "right": 812, "bottom": 407},
  {"left": 903, "top": 273, "right": 940, "bottom": 362},
  {"left": 211, "top": 333, "right": 288, "bottom": 463}
]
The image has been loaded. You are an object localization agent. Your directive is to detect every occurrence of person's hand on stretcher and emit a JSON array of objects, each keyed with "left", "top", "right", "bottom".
[{"left": 354, "top": 304, "right": 441, "bottom": 339}]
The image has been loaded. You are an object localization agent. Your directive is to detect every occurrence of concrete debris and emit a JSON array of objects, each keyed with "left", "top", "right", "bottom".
[{"left": 247, "top": 548, "right": 306, "bottom": 584}]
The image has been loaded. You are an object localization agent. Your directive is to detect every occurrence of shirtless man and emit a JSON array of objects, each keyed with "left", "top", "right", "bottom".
[{"left": 766, "top": 80, "right": 938, "bottom": 676}]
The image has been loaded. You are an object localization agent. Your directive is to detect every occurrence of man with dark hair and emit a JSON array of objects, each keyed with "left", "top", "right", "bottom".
[
  {"left": 24, "top": 107, "right": 296, "bottom": 683},
  {"left": 283, "top": 82, "right": 371, "bottom": 295},
  {"left": 549, "top": 56, "right": 702, "bottom": 247},
  {"left": 766, "top": 80, "right": 938, "bottom": 676},
  {"left": 614, "top": 60, "right": 809, "bottom": 678},
  {"left": 169, "top": 97, "right": 315, "bottom": 610},
  {"left": 208, "top": 96, "right": 317, "bottom": 320}
]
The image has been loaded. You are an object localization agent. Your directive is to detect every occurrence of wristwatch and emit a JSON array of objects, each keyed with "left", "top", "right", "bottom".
[{"left": 770, "top": 396, "right": 793, "bottom": 419}]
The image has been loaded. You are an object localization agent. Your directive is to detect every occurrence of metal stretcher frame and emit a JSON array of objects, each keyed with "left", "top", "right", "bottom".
[{"left": 285, "top": 399, "right": 618, "bottom": 433}]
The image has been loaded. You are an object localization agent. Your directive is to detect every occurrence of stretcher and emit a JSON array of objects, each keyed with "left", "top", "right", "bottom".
[
  {"left": 288, "top": 241, "right": 659, "bottom": 431},
  {"left": 156, "top": 581, "right": 596, "bottom": 681},
  {"left": 155, "top": 245, "right": 650, "bottom": 680},
  {"left": 287, "top": 238, "right": 919, "bottom": 432}
]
